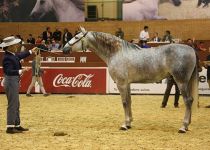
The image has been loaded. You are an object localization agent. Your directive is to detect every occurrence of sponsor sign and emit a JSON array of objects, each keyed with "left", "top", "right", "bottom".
[
  {"left": 42, "top": 68, "right": 106, "bottom": 94},
  {"left": 0, "top": 67, "right": 106, "bottom": 94}
]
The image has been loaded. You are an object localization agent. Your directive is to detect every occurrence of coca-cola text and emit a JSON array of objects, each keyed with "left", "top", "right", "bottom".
[{"left": 53, "top": 74, "right": 94, "bottom": 88}]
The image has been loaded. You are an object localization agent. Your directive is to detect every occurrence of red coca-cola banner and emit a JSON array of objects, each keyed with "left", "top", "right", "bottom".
[
  {"left": 43, "top": 68, "right": 106, "bottom": 94},
  {"left": 0, "top": 67, "right": 107, "bottom": 94}
]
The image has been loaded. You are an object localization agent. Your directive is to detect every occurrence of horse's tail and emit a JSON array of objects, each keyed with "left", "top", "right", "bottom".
[{"left": 189, "top": 63, "right": 199, "bottom": 110}]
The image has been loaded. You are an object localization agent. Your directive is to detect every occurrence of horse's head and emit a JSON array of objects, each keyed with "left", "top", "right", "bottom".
[
  {"left": 63, "top": 27, "right": 88, "bottom": 54},
  {"left": 30, "top": 0, "right": 54, "bottom": 20}
]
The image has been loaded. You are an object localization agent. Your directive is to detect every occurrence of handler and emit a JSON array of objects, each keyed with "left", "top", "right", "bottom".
[
  {"left": 161, "top": 75, "right": 180, "bottom": 108},
  {"left": 1, "top": 36, "right": 38, "bottom": 134}
]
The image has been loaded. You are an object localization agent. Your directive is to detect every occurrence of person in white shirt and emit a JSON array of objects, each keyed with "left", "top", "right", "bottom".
[{"left": 139, "top": 26, "right": 149, "bottom": 42}]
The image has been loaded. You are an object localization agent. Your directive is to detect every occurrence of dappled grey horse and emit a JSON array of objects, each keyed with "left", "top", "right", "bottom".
[{"left": 63, "top": 27, "right": 198, "bottom": 133}]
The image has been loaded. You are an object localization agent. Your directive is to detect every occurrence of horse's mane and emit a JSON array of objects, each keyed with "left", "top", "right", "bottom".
[
  {"left": 91, "top": 31, "right": 141, "bottom": 53},
  {"left": 70, "top": 0, "right": 84, "bottom": 10}
]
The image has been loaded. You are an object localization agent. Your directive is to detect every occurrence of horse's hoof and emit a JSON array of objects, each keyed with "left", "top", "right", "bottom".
[
  {"left": 178, "top": 128, "right": 186, "bottom": 133},
  {"left": 119, "top": 126, "right": 128, "bottom": 130},
  {"left": 126, "top": 126, "right": 131, "bottom": 129}
]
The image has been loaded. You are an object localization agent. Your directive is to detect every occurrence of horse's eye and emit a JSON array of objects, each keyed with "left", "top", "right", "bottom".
[{"left": 40, "top": 0, "right": 45, "bottom": 5}]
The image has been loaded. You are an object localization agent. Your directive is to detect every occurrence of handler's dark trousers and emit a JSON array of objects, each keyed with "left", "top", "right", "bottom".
[
  {"left": 4, "top": 76, "right": 20, "bottom": 127},
  {"left": 162, "top": 76, "right": 180, "bottom": 107}
]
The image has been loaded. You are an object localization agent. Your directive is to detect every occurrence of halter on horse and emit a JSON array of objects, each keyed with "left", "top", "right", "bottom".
[{"left": 63, "top": 27, "right": 198, "bottom": 133}]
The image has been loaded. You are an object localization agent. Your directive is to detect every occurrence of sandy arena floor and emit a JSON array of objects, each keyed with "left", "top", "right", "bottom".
[{"left": 0, "top": 94, "right": 210, "bottom": 150}]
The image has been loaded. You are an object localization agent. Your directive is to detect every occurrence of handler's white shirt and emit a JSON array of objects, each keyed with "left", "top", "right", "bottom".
[{"left": 139, "top": 30, "right": 149, "bottom": 41}]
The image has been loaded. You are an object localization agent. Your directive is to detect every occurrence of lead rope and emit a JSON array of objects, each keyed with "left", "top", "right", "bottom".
[{"left": 35, "top": 49, "right": 41, "bottom": 77}]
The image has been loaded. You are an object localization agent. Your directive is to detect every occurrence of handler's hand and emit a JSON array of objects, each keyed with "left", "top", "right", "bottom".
[{"left": 31, "top": 47, "right": 39, "bottom": 54}]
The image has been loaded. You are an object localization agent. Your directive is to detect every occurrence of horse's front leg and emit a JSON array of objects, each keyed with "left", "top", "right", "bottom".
[{"left": 117, "top": 83, "right": 133, "bottom": 130}]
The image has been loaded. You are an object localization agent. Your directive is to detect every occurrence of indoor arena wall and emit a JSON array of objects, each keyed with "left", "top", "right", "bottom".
[{"left": 0, "top": 19, "right": 210, "bottom": 42}]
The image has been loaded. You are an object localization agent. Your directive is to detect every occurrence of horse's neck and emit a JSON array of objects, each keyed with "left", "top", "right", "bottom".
[
  {"left": 53, "top": 0, "right": 83, "bottom": 22},
  {"left": 86, "top": 32, "right": 121, "bottom": 64}
]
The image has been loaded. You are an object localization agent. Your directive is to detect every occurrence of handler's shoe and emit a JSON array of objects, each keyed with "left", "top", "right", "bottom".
[
  {"left": 26, "top": 94, "right": 32, "bottom": 97},
  {"left": 174, "top": 105, "right": 179, "bottom": 108},
  {"left": 15, "top": 126, "right": 29, "bottom": 131},
  {"left": 161, "top": 105, "right": 166, "bottom": 108},
  {"left": 6, "top": 127, "right": 22, "bottom": 134},
  {"left": 43, "top": 93, "right": 50, "bottom": 97}
]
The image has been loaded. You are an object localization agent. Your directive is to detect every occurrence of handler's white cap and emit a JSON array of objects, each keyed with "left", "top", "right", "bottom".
[{"left": 0, "top": 36, "right": 21, "bottom": 48}]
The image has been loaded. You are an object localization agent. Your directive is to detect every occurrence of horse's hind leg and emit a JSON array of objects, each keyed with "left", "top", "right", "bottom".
[
  {"left": 117, "top": 83, "right": 133, "bottom": 130},
  {"left": 178, "top": 83, "right": 193, "bottom": 133}
]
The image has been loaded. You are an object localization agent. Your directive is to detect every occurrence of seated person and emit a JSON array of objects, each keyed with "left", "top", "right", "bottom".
[
  {"left": 115, "top": 28, "right": 124, "bottom": 39},
  {"left": 37, "top": 40, "right": 49, "bottom": 51},
  {"left": 162, "top": 30, "right": 173, "bottom": 43},
  {"left": 27, "top": 34, "right": 35, "bottom": 44},
  {"left": 35, "top": 36, "right": 43, "bottom": 44},
  {"left": 151, "top": 32, "right": 161, "bottom": 42},
  {"left": 186, "top": 38, "right": 197, "bottom": 49},
  {"left": 139, "top": 40, "right": 150, "bottom": 48},
  {"left": 197, "top": 41, "right": 207, "bottom": 52},
  {"left": 48, "top": 39, "right": 60, "bottom": 51}
]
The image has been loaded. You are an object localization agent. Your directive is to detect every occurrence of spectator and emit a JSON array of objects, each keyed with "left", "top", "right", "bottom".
[
  {"left": 35, "top": 35, "right": 43, "bottom": 44},
  {"left": 151, "top": 32, "right": 161, "bottom": 42},
  {"left": 139, "top": 40, "right": 150, "bottom": 48},
  {"left": 15, "top": 35, "right": 25, "bottom": 51},
  {"left": 115, "top": 28, "right": 124, "bottom": 39},
  {"left": 161, "top": 75, "right": 180, "bottom": 108},
  {"left": 186, "top": 38, "right": 202, "bottom": 72},
  {"left": 197, "top": 41, "right": 207, "bottom": 52},
  {"left": 52, "top": 27, "right": 62, "bottom": 42},
  {"left": 27, "top": 34, "right": 35, "bottom": 44},
  {"left": 38, "top": 40, "right": 49, "bottom": 51},
  {"left": 48, "top": 39, "right": 60, "bottom": 51},
  {"left": 42, "top": 27, "right": 52, "bottom": 42},
  {"left": 139, "top": 26, "right": 149, "bottom": 42},
  {"left": 63, "top": 28, "right": 72, "bottom": 47},
  {"left": 0, "top": 35, "right": 3, "bottom": 43},
  {"left": 186, "top": 38, "right": 197, "bottom": 49},
  {"left": 162, "top": 30, "right": 173, "bottom": 43},
  {"left": 26, "top": 57, "right": 49, "bottom": 97},
  {"left": 15, "top": 35, "right": 24, "bottom": 44}
]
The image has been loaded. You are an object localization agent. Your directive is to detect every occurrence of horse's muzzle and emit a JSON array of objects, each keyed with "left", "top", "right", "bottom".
[{"left": 63, "top": 46, "right": 72, "bottom": 54}]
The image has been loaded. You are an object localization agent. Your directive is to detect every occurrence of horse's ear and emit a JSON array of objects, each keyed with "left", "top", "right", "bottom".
[{"left": 80, "top": 26, "right": 87, "bottom": 34}]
